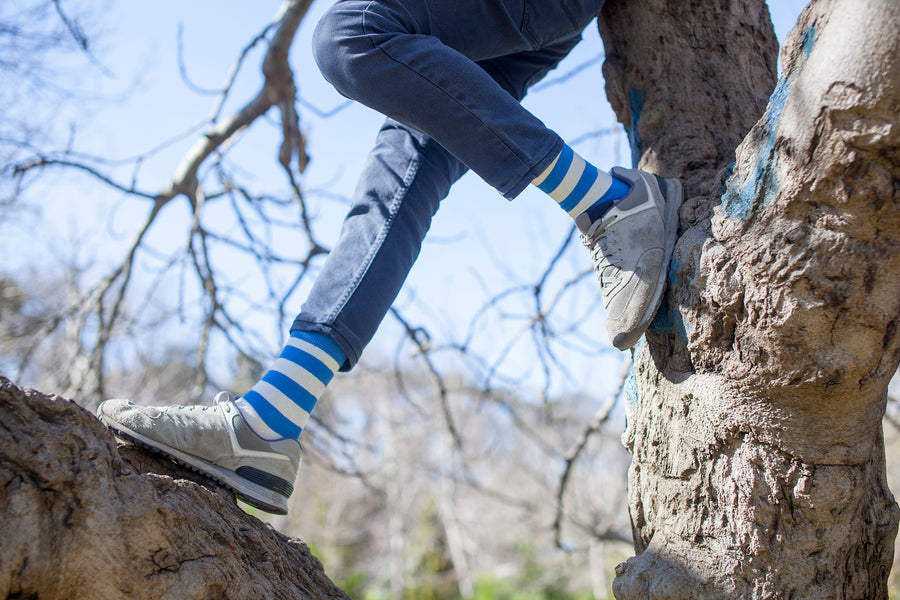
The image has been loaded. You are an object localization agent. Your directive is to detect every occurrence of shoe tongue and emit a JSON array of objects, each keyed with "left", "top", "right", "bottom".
[{"left": 575, "top": 212, "right": 594, "bottom": 236}]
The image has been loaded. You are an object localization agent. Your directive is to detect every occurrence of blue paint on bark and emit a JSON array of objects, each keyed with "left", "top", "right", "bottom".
[
  {"left": 800, "top": 24, "right": 817, "bottom": 59},
  {"left": 627, "top": 89, "right": 645, "bottom": 168},
  {"left": 720, "top": 25, "right": 816, "bottom": 220},
  {"left": 649, "top": 301, "right": 687, "bottom": 342},
  {"left": 667, "top": 253, "right": 682, "bottom": 289},
  {"left": 624, "top": 367, "right": 638, "bottom": 421},
  {"left": 720, "top": 76, "right": 789, "bottom": 219},
  {"left": 639, "top": 254, "right": 688, "bottom": 342}
]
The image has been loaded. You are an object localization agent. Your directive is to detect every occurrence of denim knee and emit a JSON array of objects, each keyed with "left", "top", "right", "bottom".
[
  {"left": 313, "top": 2, "right": 382, "bottom": 101},
  {"left": 313, "top": 4, "right": 357, "bottom": 96}
]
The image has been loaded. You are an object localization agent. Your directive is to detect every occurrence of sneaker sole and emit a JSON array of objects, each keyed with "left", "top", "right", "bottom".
[
  {"left": 100, "top": 417, "right": 289, "bottom": 515},
  {"left": 611, "top": 177, "right": 683, "bottom": 351}
]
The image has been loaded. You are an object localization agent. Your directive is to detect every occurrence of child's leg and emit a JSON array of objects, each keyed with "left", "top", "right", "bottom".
[
  {"left": 312, "top": 0, "right": 601, "bottom": 199},
  {"left": 290, "top": 120, "right": 467, "bottom": 369},
  {"left": 96, "top": 120, "right": 469, "bottom": 516},
  {"left": 314, "top": 0, "right": 681, "bottom": 350}
]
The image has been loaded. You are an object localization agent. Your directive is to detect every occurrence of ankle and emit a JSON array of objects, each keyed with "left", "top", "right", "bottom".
[{"left": 581, "top": 175, "right": 632, "bottom": 222}]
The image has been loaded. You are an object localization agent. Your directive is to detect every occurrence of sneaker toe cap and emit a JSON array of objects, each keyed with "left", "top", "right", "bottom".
[
  {"left": 604, "top": 250, "right": 667, "bottom": 348},
  {"left": 98, "top": 399, "right": 161, "bottom": 429}
]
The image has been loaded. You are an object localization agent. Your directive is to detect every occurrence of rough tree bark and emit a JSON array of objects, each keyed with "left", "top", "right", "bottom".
[
  {"left": 598, "top": 0, "right": 900, "bottom": 597},
  {"left": 0, "top": 376, "right": 350, "bottom": 600}
]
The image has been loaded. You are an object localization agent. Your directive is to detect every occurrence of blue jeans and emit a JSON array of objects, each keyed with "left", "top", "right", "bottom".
[{"left": 292, "top": 0, "right": 603, "bottom": 369}]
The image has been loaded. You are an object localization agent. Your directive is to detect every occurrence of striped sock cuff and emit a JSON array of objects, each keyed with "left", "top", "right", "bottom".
[
  {"left": 288, "top": 330, "right": 346, "bottom": 371},
  {"left": 533, "top": 144, "right": 620, "bottom": 220},
  {"left": 239, "top": 331, "right": 345, "bottom": 440}
]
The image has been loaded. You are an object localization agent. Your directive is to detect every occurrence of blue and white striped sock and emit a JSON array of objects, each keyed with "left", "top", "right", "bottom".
[
  {"left": 235, "top": 330, "right": 346, "bottom": 441},
  {"left": 533, "top": 144, "right": 630, "bottom": 223}
]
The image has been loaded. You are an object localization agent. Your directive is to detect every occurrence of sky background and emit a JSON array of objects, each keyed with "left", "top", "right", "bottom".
[{"left": 3, "top": 0, "right": 815, "bottom": 401}]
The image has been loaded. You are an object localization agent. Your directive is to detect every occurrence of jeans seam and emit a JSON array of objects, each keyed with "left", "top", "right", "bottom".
[
  {"left": 324, "top": 140, "right": 425, "bottom": 325},
  {"left": 520, "top": 1, "right": 538, "bottom": 48},
  {"left": 521, "top": 0, "right": 592, "bottom": 49}
]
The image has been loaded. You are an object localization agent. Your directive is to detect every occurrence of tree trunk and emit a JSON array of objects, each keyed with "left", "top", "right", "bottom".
[
  {"left": 0, "top": 375, "right": 351, "bottom": 600},
  {"left": 598, "top": 0, "right": 900, "bottom": 597}
]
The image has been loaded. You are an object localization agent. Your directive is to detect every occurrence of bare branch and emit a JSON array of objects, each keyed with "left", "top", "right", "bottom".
[
  {"left": 161, "top": 0, "right": 314, "bottom": 202},
  {"left": 51, "top": 0, "right": 112, "bottom": 76},
  {"left": 553, "top": 355, "right": 631, "bottom": 549},
  {"left": 390, "top": 307, "right": 464, "bottom": 451},
  {"left": 11, "top": 157, "right": 157, "bottom": 200}
]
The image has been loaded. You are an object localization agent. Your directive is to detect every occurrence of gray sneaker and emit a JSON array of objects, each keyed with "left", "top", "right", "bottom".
[
  {"left": 576, "top": 167, "right": 682, "bottom": 351},
  {"left": 98, "top": 392, "right": 300, "bottom": 515}
]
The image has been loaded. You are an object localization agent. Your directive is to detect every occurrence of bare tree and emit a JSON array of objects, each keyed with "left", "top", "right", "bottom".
[{"left": 598, "top": 0, "right": 900, "bottom": 597}]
